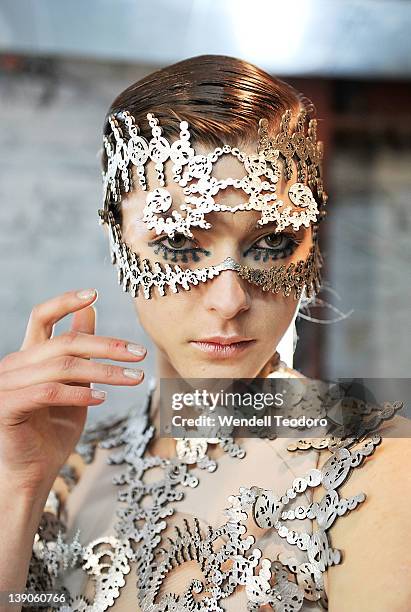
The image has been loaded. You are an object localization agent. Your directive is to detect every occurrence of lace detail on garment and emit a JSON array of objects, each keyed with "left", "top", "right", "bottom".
[{"left": 24, "top": 377, "right": 402, "bottom": 611}]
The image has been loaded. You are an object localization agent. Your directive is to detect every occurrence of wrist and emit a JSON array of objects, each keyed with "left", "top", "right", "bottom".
[
  {"left": 0, "top": 480, "right": 53, "bottom": 529},
  {"left": 0, "top": 485, "right": 51, "bottom": 596}
]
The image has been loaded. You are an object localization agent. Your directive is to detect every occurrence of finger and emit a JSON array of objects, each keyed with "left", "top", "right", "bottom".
[
  {"left": 0, "top": 356, "right": 144, "bottom": 391},
  {"left": 0, "top": 332, "right": 147, "bottom": 374},
  {"left": 20, "top": 288, "right": 98, "bottom": 351},
  {"left": 0, "top": 383, "right": 107, "bottom": 424}
]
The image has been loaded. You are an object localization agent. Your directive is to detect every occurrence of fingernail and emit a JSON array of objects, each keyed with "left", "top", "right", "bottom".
[
  {"left": 127, "top": 343, "right": 146, "bottom": 356},
  {"left": 77, "top": 288, "right": 96, "bottom": 300},
  {"left": 91, "top": 389, "right": 107, "bottom": 400},
  {"left": 123, "top": 368, "right": 143, "bottom": 380}
]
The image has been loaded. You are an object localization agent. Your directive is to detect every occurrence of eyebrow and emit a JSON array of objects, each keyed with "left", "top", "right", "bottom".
[{"left": 241, "top": 217, "right": 274, "bottom": 234}]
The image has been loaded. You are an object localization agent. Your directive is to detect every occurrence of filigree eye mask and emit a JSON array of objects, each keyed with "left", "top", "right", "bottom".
[{"left": 98, "top": 108, "right": 328, "bottom": 299}]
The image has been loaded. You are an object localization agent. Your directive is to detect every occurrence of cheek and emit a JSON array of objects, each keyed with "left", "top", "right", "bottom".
[
  {"left": 133, "top": 297, "right": 166, "bottom": 341},
  {"left": 132, "top": 293, "right": 196, "bottom": 344},
  {"left": 255, "top": 293, "right": 298, "bottom": 342}
]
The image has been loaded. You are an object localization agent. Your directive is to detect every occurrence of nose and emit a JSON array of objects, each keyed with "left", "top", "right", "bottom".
[{"left": 203, "top": 269, "right": 250, "bottom": 318}]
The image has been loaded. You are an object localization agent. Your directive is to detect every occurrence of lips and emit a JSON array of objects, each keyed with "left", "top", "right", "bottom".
[
  {"left": 189, "top": 336, "right": 255, "bottom": 359},
  {"left": 193, "top": 336, "right": 253, "bottom": 345}
]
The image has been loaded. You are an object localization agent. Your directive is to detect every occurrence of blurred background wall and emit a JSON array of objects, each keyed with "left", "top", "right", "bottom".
[{"left": 1, "top": 0, "right": 410, "bottom": 420}]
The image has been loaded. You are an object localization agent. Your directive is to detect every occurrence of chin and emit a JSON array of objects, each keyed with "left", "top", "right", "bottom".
[{"left": 179, "top": 361, "right": 262, "bottom": 380}]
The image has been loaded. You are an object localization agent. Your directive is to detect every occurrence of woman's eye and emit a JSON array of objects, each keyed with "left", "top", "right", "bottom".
[
  {"left": 245, "top": 232, "right": 299, "bottom": 261},
  {"left": 254, "top": 233, "right": 289, "bottom": 250},
  {"left": 148, "top": 233, "right": 195, "bottom": 252},
  {"left": 166, "top": 233, "right": 189, "bottom": 249},
  {"left": 148, "top": 233, "right": 211, "bottom": 263}
]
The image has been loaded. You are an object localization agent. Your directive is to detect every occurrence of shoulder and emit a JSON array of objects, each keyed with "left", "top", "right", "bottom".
[
  {"left": 266, "top": 361, "right": 305, "bottom": 379},
  {"left": 317, "top": 415, "right": 411, "bottom": 611}
]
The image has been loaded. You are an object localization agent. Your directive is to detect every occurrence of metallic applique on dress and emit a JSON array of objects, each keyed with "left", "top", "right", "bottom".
[{"left": 25, "top": 377, "right": 400, "bottom": 612}]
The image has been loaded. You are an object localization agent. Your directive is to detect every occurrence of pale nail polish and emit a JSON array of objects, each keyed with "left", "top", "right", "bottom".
[
  {"left": 77, "top": 288, "right": 96, "bottom": 300},
  {"left": 127, "top": 343, "right": 146, "bottom": 356},
  {"left": 91, "top": 389, "right": 107, "bottom": 400},
  {"left": 123, "top": 368, "right": 143, "bottom": 379}
]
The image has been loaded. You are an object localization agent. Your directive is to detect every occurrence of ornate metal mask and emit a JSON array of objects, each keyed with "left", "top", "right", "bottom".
[{"left": 98, "top": 107, "right": 328, "bottom": 300}]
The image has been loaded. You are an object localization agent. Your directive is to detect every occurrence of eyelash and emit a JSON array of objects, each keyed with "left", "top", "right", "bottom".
[{"left": 148, "top": 233, "right": 301, "bottom": 263}]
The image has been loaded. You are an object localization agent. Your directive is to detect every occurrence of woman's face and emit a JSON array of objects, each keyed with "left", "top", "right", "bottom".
[{"left": 118, "top": 142, "right": 313, "bottom": 379}]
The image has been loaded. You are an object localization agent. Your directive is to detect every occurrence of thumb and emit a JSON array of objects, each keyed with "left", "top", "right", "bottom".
[
  {"left": 70, "top": 305, "right": 97, "bottom": 389},
  {"left": 70, "top": 304, "right": 96, "bottom": 335}
]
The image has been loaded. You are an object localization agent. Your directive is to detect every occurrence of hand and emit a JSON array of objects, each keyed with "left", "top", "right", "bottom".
[{"left": 0, "top": 288, "right": 146, "bottom": 500}]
